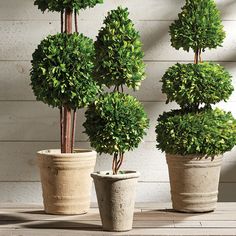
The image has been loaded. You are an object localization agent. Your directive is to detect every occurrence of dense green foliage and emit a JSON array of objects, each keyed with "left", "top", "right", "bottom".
[
  {"left": 83, "top": 92, "right": 149, "bottom": 155},
  {"left": 161, "top": 62, "right": 233, "bottom": 109},
  {"left": 30, "top": 33, "right": 99, "bottom": 109},
  {"left": 94, "top": 6, "right": 146, "bottom": 90},
  {"left": 156, "top": 108, "right": 236, "bottom": 155},
  {"left": 156, "top": 0, "right": 236, "bottom": 156},
  {"left": 34, "top": 0, "right": 103, "bottom": 12},
  {"left": 169, "top": 0, "right": 225, "bottom": 52}
]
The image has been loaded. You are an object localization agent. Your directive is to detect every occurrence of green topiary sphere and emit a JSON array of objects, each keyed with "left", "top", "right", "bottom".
[
  {"left": 83, "top": 92, "right": 149, "bottom": 155},
  {"left": 34, "top": 0, "right": 103, "bottom": 12},
  {"left": 156, "top": 108, "right": 236, "bottom": 155},
  {"left": 169, "top": 0, "right": 225, "bottom": 52},
  {"left": 94, "top": 6, "right": 146, "bottom": 90},
  {"left": 161, "top": 62, "right": 233, "bottom": 109},
  {"left": 30, "top": 33, "right": 99, "bottom": 109}
]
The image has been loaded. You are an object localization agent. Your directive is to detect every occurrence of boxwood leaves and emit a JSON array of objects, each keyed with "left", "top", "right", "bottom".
[
  {"left": 161, "top": 62, "right": 233, "bottom": 109},
  {"left": 94, "top": 7, "right": 146, "bottom": 90},
  {"left": 83, "top": 92, "right": 149, "bottom": 155},
  {"left": 30, "top": 33, "right": 99, "bottom": 109},
  {"left": 34, "top": 0, "right": 103, "bottom": 12},
  {"left": 156, "top": 108, "right": 236, "bottom": 155},
  {"left": 169, "top": 0, "right": 225, "bottom": 52}
]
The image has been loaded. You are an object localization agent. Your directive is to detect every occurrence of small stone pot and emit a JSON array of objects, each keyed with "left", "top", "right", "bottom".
[
  {"left": 166, "top": 154, "right": 223, "bottom": 213},
  {"left": 37, "top": 149, "right": 96, "bottom": 215},
  {"left": 91, "top": 171, "right": 140, "bottom": 232}
]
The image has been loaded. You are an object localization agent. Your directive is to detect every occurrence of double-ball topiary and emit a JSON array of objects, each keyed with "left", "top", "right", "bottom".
[
  {"left": 30, "top": 33, "right": 99, "bottom": 110},
  {"left": 84, "top": 7, "right": 149, "bottom": 174}
]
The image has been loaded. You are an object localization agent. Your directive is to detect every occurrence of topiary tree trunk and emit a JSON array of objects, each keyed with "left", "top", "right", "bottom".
[{"left": 33, "top": 0, "right": 103, "bottom": 154}]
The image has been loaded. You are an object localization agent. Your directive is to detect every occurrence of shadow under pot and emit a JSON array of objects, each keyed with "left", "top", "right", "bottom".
[
  {"left": 37, "top": 149, "right": 97, "bottom": 215},
  {"left": 166, "top": 154, "right": 223, "bottom": 213},
  {"left": 91, "top": 171, "right": 140, "bottom": 232}
]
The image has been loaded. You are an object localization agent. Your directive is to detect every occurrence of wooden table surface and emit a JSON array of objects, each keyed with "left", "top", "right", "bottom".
[{"left": 0, "top": 203, "right": 236, "bottom": 235}]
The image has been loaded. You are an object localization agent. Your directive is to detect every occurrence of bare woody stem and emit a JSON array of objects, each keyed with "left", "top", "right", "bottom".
[
  {"left": 61, "top": 10, "right": 64, "bottom": 33},
  {"left": 60, "top": 107, "right": 64, "bottom": 151},
  {"left": 194, "top": 48, "right": 202, "bottom": 64},
  {"left": 71, "top": 109, "right": 77, "bottom": 153},
  {"left": 74, "top": 10, "right": 78, "bottom": 33},
  {"left": 61, "top": 8, "right": 73, "bottom": 153},
  {"left": 112, "top": 152, "right": 124, "bottom": 175}
]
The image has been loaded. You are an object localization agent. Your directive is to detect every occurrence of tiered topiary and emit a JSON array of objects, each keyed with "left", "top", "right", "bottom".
[
  {"left": 155, "top": 0, "right": 236, "bottom": 213},
  {"left": 156, "top": 0, "right": 236, "bottom": 156},
  {"left": 84, "top": 6, "right": 149, "bottom": 175},
  {"left": 31, "top": 0, "right": 103, "bottom": 153}
]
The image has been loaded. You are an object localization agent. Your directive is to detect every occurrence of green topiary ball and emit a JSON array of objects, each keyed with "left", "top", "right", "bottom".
[
  {"left": 34, "top": 0, "right": 103, "bottom": 12},
  {"left": 83, "top": 92, "right": 149, "bottom": 155},
  {"left": 155, "top": 108, "right": 236, "bottom": 155},
  {"left": 169, "top": 0, "right": 225, "bottom": 52},
  {"left": 94, "top": 6, "right": 146, "bottom": 90},
  {"left": 30, "top": 33, "right": 99, "bottom": 109},
  {"left": 161, "top": 62, "right": 233, "bottom": 109}
]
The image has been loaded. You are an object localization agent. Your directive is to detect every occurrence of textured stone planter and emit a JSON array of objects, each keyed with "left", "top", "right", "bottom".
[
  {"left": 166, "top": 154, "right": 223, "bottom": 213},
  {"left": 37, "top": 149, "right": 96, "bottom": 215},
  {"left": 91, "top": 171, "right": 140, "bottom": 232}
]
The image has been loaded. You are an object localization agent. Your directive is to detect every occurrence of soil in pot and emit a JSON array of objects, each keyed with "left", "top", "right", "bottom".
[
  {"left": 91, "top": 171, "right": 140, "bottom": 232},
  {"left": 166, "top": 154, "right": 222, "bottom": 213},
  {"left": 37, "top": 149, "right": 96, "bottom": 215}
]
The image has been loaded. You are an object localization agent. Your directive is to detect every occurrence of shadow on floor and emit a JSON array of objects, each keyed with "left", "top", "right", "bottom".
[{"left": 22, "top": 220, "right": 102, "bottom": 231}]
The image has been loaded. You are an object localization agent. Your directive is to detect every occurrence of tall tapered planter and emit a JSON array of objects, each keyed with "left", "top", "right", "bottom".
[
  {"left": 91, "top": 171, "right": 140, "bottom": 232},
  {"left": 37, "top": 149, "right": 96, "bottom": 215},
  {"left": 166, "top": 154, "right": 222, "bottom": 212}
]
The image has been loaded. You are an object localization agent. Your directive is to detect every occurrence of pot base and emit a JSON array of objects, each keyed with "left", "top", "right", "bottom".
[
  {"left": 92, "top": 171, "right": 140, "bottom": 232},
  {"left": 37, "top": 149, "right": 97, "bottom": 215},
  {"left": 166, "top": 154, "right": 222, "bottom": 213}
]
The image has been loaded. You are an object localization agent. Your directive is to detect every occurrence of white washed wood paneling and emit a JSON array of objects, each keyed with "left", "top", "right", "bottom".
[
  {"left": 0, "top": 181, "right": 235, "bottom": 203},
  {"left": 0, "top": 0, "right": 235, "bottom": 21},
  {"left": 1, "top": 61, "right": 236, "bottom": 102},
  {"left": 1, "top": 21, "right": 236, "bottom": 62},
  {"left": 0, "top": 141, "right": 235, "bottom": 183},
  {"left": 0, "top": 0, "right": 236, "bottom": 203}
]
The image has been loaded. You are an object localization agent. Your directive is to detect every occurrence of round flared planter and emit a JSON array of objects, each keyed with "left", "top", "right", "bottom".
[
  {"left": 91, "top": 171, "right": 140, "bottom": 232},
  {"left": 166, "top": 154, "right": 223, "bottom": 213},
  {"left": 37, "top": 149, "right": 97, "bottom": 215}
]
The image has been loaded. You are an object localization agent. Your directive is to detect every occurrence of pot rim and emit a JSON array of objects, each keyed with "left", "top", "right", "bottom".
[
  {"left": 166, "top": 153, "right": 223, "bottom": 159},
  {"left": 91, "top": 170, "right": 140, "bottom": 180},
  {"left": 37, "top": 149, "right": 97, "bottom": 158}
]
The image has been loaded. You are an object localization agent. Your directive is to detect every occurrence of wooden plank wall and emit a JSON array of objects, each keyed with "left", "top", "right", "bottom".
[{"left": 0, "top": 0, "right": 236, "bottom": 203}]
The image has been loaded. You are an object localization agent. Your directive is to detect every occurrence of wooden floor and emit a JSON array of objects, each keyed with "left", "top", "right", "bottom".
[{"left": 1, "top": 203, "right": 236, "bottom": 235}]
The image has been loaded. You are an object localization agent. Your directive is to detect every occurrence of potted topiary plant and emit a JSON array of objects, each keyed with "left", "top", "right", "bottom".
[
  {"left": 83, "top": 7, "right": 149, "bottom": 231},
  {"left": 155, "top": 0, "right": 236, "bottom": 213},
  {"left": 30, "top": 0, "right": 103, "bottom": 215}
]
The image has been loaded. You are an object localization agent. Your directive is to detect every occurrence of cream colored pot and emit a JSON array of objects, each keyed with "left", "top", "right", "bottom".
[
  {"left": 91, "top": 171, "right": 140, "bottom": 232},
  {"left": 37, "top": 149, "right": 96, "bottom": 215},
  {"left": 166, "top": 154, "right": 223, "bottom": 213}
]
